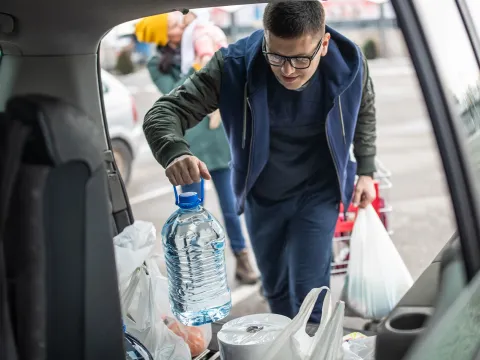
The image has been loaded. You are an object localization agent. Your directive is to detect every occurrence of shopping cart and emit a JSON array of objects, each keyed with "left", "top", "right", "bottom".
[{"left": 331, "top": 159, "right": 393, "bottom": 275}]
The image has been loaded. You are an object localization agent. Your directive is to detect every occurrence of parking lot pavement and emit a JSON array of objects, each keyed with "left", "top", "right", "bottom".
[{"left": 116, "top": 56, "right": 455, "bottom": 328}]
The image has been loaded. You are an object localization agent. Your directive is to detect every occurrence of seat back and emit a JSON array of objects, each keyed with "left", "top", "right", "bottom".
[{"left": 0, "top": 94, "right": 124, "bottom": 360}]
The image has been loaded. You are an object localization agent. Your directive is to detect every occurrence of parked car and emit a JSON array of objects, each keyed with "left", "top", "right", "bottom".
[{"left": 101, "top": 69, "right": 142, "bottom": 184}]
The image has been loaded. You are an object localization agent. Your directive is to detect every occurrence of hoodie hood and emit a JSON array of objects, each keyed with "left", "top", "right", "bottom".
[{"left": 243, "top": 26, "right": 362, "bottom": 98}]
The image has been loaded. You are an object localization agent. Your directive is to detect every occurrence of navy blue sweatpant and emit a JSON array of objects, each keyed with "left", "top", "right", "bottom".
[{"left": 245, "top": 189, "right": 339, "bottom": 323}]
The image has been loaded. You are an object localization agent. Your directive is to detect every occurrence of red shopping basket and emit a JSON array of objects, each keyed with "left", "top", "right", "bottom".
[
  {"left": 335, "top": 181, "right": 382, "bottom": 233},
  {"left": 331, "top": 175, "right": 392, "bottom": 275}
]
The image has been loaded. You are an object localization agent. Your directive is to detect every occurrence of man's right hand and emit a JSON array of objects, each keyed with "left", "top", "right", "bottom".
[{"left": 165, "top": 155, "right": 211, "bottom": 186}]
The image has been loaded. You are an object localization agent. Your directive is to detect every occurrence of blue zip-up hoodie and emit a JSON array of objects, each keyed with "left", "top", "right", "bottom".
[{"left": 218, "top": 27, "right": 364, "bottom": 214}]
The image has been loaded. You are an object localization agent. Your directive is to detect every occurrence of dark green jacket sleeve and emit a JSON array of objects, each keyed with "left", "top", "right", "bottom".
[
  {"left": 172, "top": 67, "right": 196, "bottom": 89},
  {"left": 354, "top": 52, "right": 377, "bottom": 176},
  {"left": 143, "top": 51, "right": 224, "bottom": 168}
]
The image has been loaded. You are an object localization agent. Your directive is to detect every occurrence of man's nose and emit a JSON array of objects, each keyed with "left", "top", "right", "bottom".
[{"left": 281, "top": 61, "right": 295, "bottom": 76}]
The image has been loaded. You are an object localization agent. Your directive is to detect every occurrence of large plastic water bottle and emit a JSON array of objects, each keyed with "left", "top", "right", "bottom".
[{"left": 162, "top": 179, "right": 232, "bottom": 326}]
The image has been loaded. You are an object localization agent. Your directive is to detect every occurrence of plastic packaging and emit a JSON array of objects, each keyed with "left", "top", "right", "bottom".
[
  {"left": 113, "top": 221, "right": 156, "bottom": 287},
  {"left": 342, "top": 336, "right": 376, "bottom": 360},
  {"left": 218, "top": 314, "right": 291, "bottom": 360},
  {"left": 150, "top": 264, "right": 212, "bottom": 357},
  {"left": 114, "top": 221, "right": 191, "bottom": 360},
  {"left": 342, "top": 205, "right": 413, "bottom": 320},
  {"left": 262, "top": 287, "right": 345, "bottom": 360},
  {"left": 121, "top": 266, "right": 191, "bottom": 360},
  {"left": 161, "top": 181, "right": 231, "bottom": 326}
]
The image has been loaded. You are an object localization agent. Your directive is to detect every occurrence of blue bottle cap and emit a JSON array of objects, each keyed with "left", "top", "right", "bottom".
[
  {"left": 178, "top": 192, "right": 201, "bottom": 209},
  {"left": 173, "top": 179, "right": 204, "bottom": 208}
]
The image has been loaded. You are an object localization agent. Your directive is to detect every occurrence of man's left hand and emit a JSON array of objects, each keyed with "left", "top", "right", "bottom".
[{"left": 353, "top": 175, "right": 376, "bottom": 208}]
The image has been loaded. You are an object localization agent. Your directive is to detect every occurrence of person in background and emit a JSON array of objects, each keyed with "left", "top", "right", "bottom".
[
  {"left": 143, "top": 2, "right": 377, "bottom": 322},
  {"left": 136, "top": 12, "right": 185, "bottom": 93},
  {"left": 139, "top": 11, "right": 258, "bottom": 285}
]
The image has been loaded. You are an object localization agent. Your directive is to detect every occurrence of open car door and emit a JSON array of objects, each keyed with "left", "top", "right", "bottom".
[{"left": 375, "top": 0, "right": 480, "bottom": 359}]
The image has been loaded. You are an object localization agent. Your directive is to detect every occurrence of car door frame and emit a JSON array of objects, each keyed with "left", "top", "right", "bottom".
[
  {"left": 96, "top": 45, "right": 135, "bottom": 235},
  {"left": 391, "top": 0, "right": 480, "bottom": 280}
]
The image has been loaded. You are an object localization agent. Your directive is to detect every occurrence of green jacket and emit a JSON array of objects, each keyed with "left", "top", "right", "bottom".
[
  {"left": 147, "top": 53, "right": 231, "bottom": 172},
  {"left": 143, "top": 51, "right": 376, "bottom": 175},
  {"left": 144, "top": 49, "right": 376, "bottom": 176}
]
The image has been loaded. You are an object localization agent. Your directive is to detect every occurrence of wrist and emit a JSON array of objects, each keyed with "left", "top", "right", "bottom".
[{"left": 356, "top": 155, "right": 376, "bottom": 176}]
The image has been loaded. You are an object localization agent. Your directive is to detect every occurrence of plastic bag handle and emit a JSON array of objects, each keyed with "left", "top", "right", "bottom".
[
  {"left": 173, "top": 178, "right": 205, "bottom": 205},
  {"left": 261, "top": 287, "right": 330, "bottom": 360}
]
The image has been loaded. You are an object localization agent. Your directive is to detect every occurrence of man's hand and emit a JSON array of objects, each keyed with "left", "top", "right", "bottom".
[
  {"left": 353, "top": 175, "right": 376, "bottom": 208},
  {"left": 165, "top": 155, "right": 211, "bottom": 186}
]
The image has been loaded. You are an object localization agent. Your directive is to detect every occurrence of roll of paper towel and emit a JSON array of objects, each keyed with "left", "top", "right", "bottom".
[{"left": 217, "top": 313, "right": 292, "bottom": 360}]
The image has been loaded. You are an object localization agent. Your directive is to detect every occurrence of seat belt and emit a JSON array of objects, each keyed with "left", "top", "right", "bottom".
[{"left": 0, "top": 115, "right": 30, "bottom": 360}]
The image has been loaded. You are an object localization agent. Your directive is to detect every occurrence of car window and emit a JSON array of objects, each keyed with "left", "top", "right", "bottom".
[
  {"left": 465, "top": 0, "right": 480, "bottom": 36},
  {"left": 414, "top": 0, "right": 480, "bottom": 196},
  {"left": 103, "top": 80, "right": 109, "bottom": 94}
]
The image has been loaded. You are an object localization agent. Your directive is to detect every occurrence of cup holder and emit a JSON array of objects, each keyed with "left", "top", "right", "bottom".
[{"left": 386, "top": 308, "right": 432, "bottom": 333}]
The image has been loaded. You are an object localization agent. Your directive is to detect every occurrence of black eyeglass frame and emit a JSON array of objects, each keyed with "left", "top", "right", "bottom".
[{"left": 262, "top": 36, "right": 324, "bottom": 69}]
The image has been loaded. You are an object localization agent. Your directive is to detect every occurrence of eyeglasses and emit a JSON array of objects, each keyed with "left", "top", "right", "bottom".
[{"left": 262, "top": 37, "right": 324, "bottom": 70}]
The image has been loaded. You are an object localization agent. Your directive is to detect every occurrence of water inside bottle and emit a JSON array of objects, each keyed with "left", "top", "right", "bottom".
[{"left": 162, "top": 189, "right": 232, "bottom": 326}]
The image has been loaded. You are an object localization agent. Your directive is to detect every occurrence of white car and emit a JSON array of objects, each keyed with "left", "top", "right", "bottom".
[{"left": 101, "top": 69, "right": 143, "bottom": 184}]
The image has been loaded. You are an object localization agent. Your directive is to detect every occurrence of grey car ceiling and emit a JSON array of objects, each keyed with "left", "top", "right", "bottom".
[{"left": 0, "top": 0, "right": 265, "bottom": 55}]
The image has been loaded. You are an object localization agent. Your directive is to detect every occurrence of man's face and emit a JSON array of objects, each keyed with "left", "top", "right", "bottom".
[{"left": 264, "top": 31, "right": 330, "bottom": 90}]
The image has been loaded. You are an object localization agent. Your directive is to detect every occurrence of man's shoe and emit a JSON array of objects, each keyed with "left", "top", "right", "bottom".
[{"left": 234, "top": 249, "right": 259, "bottom": 285}]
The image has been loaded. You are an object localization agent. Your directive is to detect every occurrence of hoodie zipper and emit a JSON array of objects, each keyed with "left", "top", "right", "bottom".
[
  {"left": 339, "top": 95, "right": 346, "bottom": 145},
  {"left": 242, "top": 83, "right": 248, "bottom": 149},
  {"left": 242, "top": 83, "right": 255, "bottom": 208},
  {"left": 326, "top": 96, "right": 345, "bottom": 202}
]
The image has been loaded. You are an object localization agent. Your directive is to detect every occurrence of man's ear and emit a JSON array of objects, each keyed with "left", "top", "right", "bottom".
[{"left": 321, "top": 33, "right": 331, "bottom": 57}]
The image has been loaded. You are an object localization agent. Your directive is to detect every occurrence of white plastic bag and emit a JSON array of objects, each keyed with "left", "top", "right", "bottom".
[
  {"left": 114, "top": 221, "right": 191, "bottom": 360},
  {"left": 147, "top": 258, "right": 213, "bottom": 357},
  {"left": 113, "top": 221, "right": 156, "bottom": 287},
  {"left": 262, "top": 287, "right": 344, "bottom": 360},
  {"left": 342, "top": 336, "right": 376, "bottom": 360},
  {"left": 122, "top": 265, "right": 191, "bottom": 360},
  {"left": 342, "top": 205, "right": 413, "bottom": 320}
]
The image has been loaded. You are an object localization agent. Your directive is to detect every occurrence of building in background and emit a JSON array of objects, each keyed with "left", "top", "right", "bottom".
[
  {"left": 209, "top": 1, "right": 405, "bottom": 58},
  {"left": 101, "top": 0, "right": 406, "bottom": 70}
]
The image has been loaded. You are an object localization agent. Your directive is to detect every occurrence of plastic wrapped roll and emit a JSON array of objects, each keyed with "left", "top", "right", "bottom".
[{"left": 217, "top": 314, "right": 292, "bottom": 360}]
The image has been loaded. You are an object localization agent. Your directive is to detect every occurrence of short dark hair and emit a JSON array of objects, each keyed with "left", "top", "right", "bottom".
[{"left": 263, "top": 1, "right": 326, "bottom": 39}]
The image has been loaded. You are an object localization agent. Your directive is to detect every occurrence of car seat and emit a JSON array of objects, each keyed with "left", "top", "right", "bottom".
[{"left": 0, "top": 94, "right": 124, "bottom": 360}]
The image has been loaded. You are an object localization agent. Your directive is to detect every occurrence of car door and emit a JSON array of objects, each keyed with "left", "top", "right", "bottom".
[{"left": 374, "top": 0, "right": 480, "bottom": 359}]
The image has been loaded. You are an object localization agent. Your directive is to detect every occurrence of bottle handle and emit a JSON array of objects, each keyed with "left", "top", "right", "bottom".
[{"left": 173, "top": 178, "right": 205, "bottom": 205}]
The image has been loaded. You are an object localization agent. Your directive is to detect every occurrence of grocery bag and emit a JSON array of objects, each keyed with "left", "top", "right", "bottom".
[
  {"left": 113, "top": 221, "right": 156, "bottom": 287},
  {"left": 114, "top": 221, "right": 192, "bottom": 360},
  {"left": 262, "top": 287, "right": 344, "bottom": 360},
  {"left": 122, "top": 265, "right": 192, "bottom": 360},
  {"left": 147, "top": 258, "right": 213, "bottom": 357},
  {"left": 342, "top": 336, "right": 376, "bottom": 360},
  {"left": 342, "top": 205, "right": 413, "bottom": 320}
]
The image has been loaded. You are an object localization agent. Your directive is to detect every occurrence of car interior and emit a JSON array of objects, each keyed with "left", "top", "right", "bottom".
[{"left": 0, "top": 0, "right": 480, "bottom": 359}]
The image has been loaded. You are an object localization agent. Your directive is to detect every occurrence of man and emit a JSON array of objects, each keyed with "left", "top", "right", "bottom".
[{"left": 143, "top": 1, "right": 377, "bottom": 322}]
